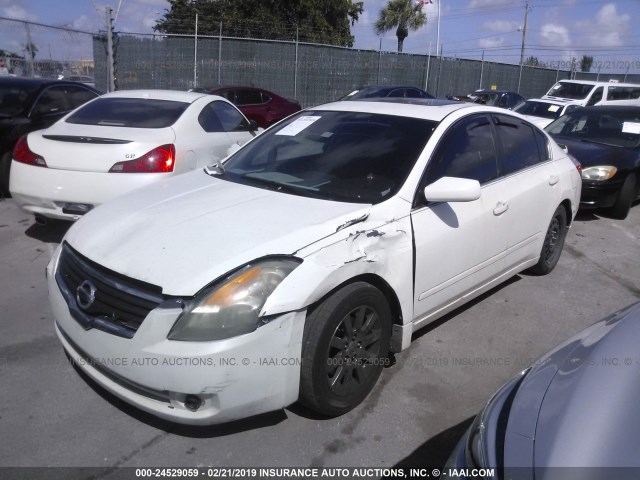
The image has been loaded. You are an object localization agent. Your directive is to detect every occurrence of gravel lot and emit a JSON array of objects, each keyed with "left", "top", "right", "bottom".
[{"left": 1, "top": 197, "right": 639, "bottom": 473}]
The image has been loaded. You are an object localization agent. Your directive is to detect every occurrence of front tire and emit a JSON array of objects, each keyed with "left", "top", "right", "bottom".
[
  {"left": 0, "top": 151, "right": 11, "bottom": 198},
  {"left": 529, "top": 205, "right": 568, "bottom": 275},
  {"left": 610, "top": 174, "right": 636, "bottom": 220},
  {"left": 299, "top": 282, "right": 391, "bottom": 416}
]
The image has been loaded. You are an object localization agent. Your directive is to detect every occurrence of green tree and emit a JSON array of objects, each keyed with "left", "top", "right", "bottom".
[
  {"left": 153, "top": 0, "right": 363, "bottom": 47},
  {"left": 524, "top": 55, "right": 545, "bottom": 67},
  {"left": 580, "top": 55, "right": 593, "bottom": 72},
  {"left": 374, "top": 0, "right": 427, "bottom": 53}
]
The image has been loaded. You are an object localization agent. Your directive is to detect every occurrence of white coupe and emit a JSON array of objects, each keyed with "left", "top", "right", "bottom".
[
  {"left": 10, "top": 90, "right": 259, "bottom": 222},
  {"left": 48, "top": 99, "right": 581, "bottom": 425}
]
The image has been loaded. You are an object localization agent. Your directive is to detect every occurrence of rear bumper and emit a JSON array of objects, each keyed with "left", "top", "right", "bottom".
[{"left": 9, "top": 161, "right": 167, "bottom": 220}]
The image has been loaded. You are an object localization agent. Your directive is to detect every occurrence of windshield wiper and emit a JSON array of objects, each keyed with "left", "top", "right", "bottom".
[{"left": 241, "top": 174, "right": 324, "bottom": 198}]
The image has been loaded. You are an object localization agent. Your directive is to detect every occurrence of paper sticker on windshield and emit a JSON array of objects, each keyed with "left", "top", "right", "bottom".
[
  {"left": 548, "top": 105, "right": 560, "bottom": 112},
  {"left": 275, "top": 116, "right": 321, "bottom": 136},
  {"left": 622, "top": 122, "right": 640, "bottom": 135}
]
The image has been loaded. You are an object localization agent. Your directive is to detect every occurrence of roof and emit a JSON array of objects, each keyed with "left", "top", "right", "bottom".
[
  {"left": 522, "top": 98, "right": 565, "bottom": 105},
  {"left": 102, "top": 89, "right": 211, "bottom": 103},
  {"left": 555, "top": 79, "right": 640, "bottom": 88},
  {"left": 0, "top": 76, "right": 80, "bottom": 87},
  {"left": 573, "top": 105, "right": 640, "bottom": 114},
  {"left": 310, "top": 99, "right": 484, "bottom": 122}
]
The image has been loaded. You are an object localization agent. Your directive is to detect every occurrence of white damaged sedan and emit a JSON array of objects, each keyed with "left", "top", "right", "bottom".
[{"left": 48, "top": 99, "right": 581, "bottom": 425}]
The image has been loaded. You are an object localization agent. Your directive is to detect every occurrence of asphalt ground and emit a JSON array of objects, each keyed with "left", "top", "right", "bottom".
[{"left": 1, "top": 196, "right": 639, "bottom": 475}]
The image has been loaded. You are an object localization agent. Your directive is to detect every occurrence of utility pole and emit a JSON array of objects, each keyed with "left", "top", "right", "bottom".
[{"left": 517, "top": 1, "right": 530, "bottom": 94}]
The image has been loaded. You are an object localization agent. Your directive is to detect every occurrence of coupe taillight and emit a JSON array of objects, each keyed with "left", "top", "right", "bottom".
[
  {"left": 109, "top": 144, "right": 176, "bottom": 173},
  {"left": 13, "top": 136, "right": 47, "bottom": 167}
]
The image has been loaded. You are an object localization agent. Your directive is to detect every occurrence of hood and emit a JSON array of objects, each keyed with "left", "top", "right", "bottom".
[
  {"left": 533, "top": 303, "right": 640, "bottom": 467},
  {"left": 549, "top": 136, "right": 637, "bottom": 168},
  {"left": 64, "top": 170, "right": 371, "bottom": 295}
]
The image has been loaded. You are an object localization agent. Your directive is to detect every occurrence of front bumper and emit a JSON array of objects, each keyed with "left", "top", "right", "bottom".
[
  {"left": 9, "top": 161, "right": 166, "bottom": 221},
  {"left": 48, "top": 255, "right": 306, "bottom": 425},
  {"left": 579, "top": 180, "right": 622, "bottom": 209}
]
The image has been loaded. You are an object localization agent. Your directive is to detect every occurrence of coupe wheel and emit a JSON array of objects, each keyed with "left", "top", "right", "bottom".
[
  {"left": 610, "top": 174, "right": 637, "bottom": 220},
  {"left": 299, "top": 282, "right": 391, "bottom": 416},
  {"left": 529, "top": 205, "right": 568, "bottom": 275}
]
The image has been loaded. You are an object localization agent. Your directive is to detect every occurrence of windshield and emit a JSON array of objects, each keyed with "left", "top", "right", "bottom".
[
  {"left": 546, "top": 82, "right": 594, "bottom": 100},
  {"left": 0, "top": 84, "right": 39, "bottom": 116},
  {"left": 514, "top": 101, "right": 563, "bottom": 120},
  {"left": 220, "top": 110, "right": 437, "bottom": 204},
  {"left": 66, "top": 98, "right": 189, "bottom": 128},
  {"left": 545, "top": 110, "right": 640, "bottom": 149}
]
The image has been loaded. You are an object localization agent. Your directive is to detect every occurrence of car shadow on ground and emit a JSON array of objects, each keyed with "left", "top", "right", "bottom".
[
  {"left": 393, "top": 416, "right": 475, "bottom": 470},
  {"left": 24, "top": 219, "right": 73, "bottom": 244},
  {"left": 67, "top": 354, "right": 288, "bottom": 438}
]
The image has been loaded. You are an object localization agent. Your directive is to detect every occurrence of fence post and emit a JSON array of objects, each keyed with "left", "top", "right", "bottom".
[
  {"left": 435, "top": 45, "right": 443, "bottom": 98},
  {"left": 24, "top": 21, "right": 35, "bottom": 77},
  {"left": 106, "top": 7, "right": 115, "bottom": 92},
  {"left": 377, "top": 37, "right": 382, "bottom": 84},
  {"left": 294, "top": 26, "right": 298, "bottom": 100},
  {"left": 425, "top": 41, "right": 431, "bottom": 92},
  {"left": 193, "top": 12, "right": 198, "bottom": 88},
  {"left": 479, "top": 50, "right": 484, "bottom": 90},
  {"left": 218, "top": 22, "right": 222, "bottom": 85}
]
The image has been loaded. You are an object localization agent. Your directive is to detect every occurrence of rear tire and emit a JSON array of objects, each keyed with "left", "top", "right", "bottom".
[
  {"left": 610, "top": 174, "right": 636, "bottom": 220},
  {"left": 529, "top": 205, "right": 568, "bottom": 275},
  {"left": 0, "top": 151, "right": 11, "bottom": 198},
  {"left": 299, "top": 282, "right": 391, "bottom": 416}
]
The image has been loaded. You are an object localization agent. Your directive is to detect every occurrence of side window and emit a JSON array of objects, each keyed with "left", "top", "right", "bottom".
[
  {"left": 587, "top": 87, "right": 603, "bottom": 106},
  {"left": 425, "top": 115, "right": 499, "bottom": 186},
  {"left": 216, "top": 90, "right": 236, "bottom": 102},
  {"left": 387, "top": 89, "right": 405, "bottom": 98},
  {"left": 66, "top": 86, "right": 99, "bottom": 110},
  {"left": 198, "top": 102, "right": 224, "bottom": 132},
  {"left": 33, "top": 86, "right": 68, "bottom": 115},
  {"left": 213, "top": 101, "right": 247, "bottom": 131},
  {"left": 494, "top": 115, "right": 541, "bottom": 174},
  {"left": 535, "top": 130, "right": 551, "bottom": 161},
  {"left": 235, "top": 89, "right": 264, "bottom": 105},
  {"left": 405, "top": 89, "right": 423, "bottom": 98}
]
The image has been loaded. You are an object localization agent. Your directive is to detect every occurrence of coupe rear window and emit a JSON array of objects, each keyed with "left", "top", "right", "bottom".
[
  {"left": 514, "top": 101, "right": 563, "bottom": 119},
  {"left": 66, "top": 98, "right": 189, "bottom": 128},
  {"left": 220, "top": 111, "right": 437, "bottom": 204}
]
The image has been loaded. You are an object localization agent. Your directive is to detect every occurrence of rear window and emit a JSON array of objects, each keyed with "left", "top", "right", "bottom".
[
  {"left": 66, "top": 98, "right": 189, "bottom": 128},
  {"left": 514, "top": 101, "right": 563, "bottom": 120}
]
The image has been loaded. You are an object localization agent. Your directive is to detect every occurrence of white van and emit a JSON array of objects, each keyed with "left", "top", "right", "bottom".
[{"left": 542, "top": 79, "right": 640, "bottom": 107}]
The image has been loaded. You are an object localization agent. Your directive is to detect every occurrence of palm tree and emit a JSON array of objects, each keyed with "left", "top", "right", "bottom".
[{"left": 375, "top": 0, "right": 427, "bottom": 53}]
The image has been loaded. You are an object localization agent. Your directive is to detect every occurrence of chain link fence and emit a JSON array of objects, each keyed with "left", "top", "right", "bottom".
[{"left": 3, "top": 17, "right": 640, "bottom": 107}]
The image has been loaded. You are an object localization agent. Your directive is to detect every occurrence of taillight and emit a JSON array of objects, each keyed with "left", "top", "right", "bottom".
[
  {"left": 13, "top": 135, "right": 47, "bottom": 167},
  {"left": 109, "top": 144, "right": 175, "bottom": 173}
]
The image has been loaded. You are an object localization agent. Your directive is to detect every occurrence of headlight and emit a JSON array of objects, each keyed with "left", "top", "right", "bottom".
[
  {"left": 168, "top": 258, "right": 301, "bottom": 341},
  {"left": 581, "top": 165, "right": 617, "bottom": 181}
]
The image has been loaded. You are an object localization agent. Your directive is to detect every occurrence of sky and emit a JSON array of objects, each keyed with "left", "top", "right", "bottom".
[{"left": 1, "top": 0, "right": 639, "bottom": 72}]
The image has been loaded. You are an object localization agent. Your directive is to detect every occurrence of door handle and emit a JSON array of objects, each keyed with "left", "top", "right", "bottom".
[
  {"left": 493, "top": 201, "right": 509, "bottom": 216},
  {"left": 549, "top": 175, "right": 560, "bottom": 186}
]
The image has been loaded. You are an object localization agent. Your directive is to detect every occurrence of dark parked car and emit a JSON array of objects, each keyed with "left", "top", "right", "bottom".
[
  {"left": 448, "top": 90, "right": 525, "bottom": 110},
  {"left": 341, "top": 85, "right": 434, "bottom": 101},
  {"left": 445, "top": 301, "right": 640, "bottom": 475},
  {"left": 545, "top": 106, "right": 640, "bottom": 219},
  {"left": 0, "top": 77, "right": 100, "bottom": 195},
  {"left": 191, "top": 86, "right": 301, "bottom": 129}
]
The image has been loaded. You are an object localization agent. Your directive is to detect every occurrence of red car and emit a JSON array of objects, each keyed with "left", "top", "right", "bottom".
[{"left": 192, "top": 86, "right": 301, "bottom": 129}]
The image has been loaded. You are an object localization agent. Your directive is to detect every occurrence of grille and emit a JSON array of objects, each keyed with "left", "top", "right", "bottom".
[{"left": 56, "top": 242, "right": 166, "bottom": 338}]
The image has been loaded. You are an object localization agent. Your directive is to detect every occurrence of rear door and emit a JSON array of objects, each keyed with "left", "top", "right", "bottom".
[{"left": 492, "top": 114, "right": 560, "bottom": 268}]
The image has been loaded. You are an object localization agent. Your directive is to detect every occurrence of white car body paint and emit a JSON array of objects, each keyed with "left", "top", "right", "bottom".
[
  {"left": 48, "top": 100, "right": 582, "bottom": 424},
  {"left": 10, "top": 90, "right": 258, "bottom": 221}
]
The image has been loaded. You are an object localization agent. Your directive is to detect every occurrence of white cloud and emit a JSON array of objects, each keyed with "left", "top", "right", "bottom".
[
  {"left": 540, "top": 24, "right": 571, "bottom": 47},
  {"left": 574, "top": 3, "right": 630, "bottom": 47},
  {"left": 468, "top": 0, "right": 517, "bottom": 8},
  {"left": 2, "top": 4, "right": 37, "bottom": 21},
  {"left": 479, "top": 37, "right": 505, "bottom": 48},
  {"left": 482, "top": 19, "right": 519, "bottom": 33}
]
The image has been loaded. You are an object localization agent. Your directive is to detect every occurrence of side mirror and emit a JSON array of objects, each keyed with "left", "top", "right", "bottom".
[{"left": 423, "top": 176, "right": 481, "bottom": 203}]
